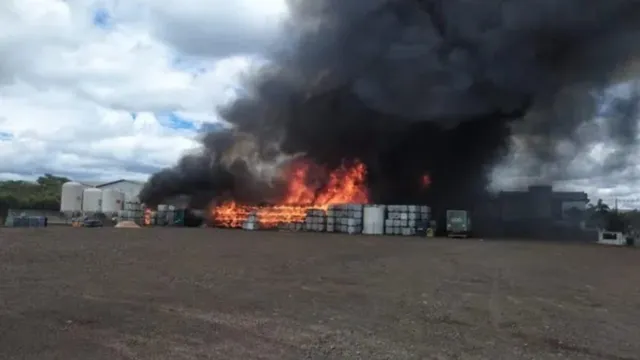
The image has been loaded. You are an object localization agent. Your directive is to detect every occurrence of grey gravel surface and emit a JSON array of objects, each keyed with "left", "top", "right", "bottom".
[{"left": 1, "top": 228, "right": 639, "bottom": 360}]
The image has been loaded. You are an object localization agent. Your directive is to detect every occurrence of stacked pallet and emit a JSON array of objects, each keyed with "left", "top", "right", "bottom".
[
  {"left": 278, "top": 221, "right": 304, "bottom": 231},
  {"left": 385, "top": 205, "right": 430, "bottom": 236},
  {"left": 304, "top": 209, "right": 327, "bottom": 232},
  {"left": 327, "top": 204, "right": 363, "bottom": 234}
]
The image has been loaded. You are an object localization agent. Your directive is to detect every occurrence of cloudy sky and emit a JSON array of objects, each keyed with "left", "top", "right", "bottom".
[
  {"left": 1, "top": 0, "right": 638, "bottom": 208},
  {"left": 491, "top": 81, "right": 640, "bottom": 209},
  {"left": 0, "top": 0, "right": 287, "bottom": 181}
]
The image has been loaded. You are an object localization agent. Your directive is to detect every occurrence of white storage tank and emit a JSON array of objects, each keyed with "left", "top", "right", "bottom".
[
  {"left": 82, "top": 188, "right": 102, "bottom": 213},
  {"left": 363, "top": 205, "right": 386, "bottom": 235},
  {"left": 60, "top": 181, "right": 85, "bottom": 213},
  {"left": 101, "top": 189, "right": 125, "bottom": 214}
]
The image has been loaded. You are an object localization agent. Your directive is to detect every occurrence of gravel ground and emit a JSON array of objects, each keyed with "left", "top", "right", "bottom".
[{"left": 1, "top": 227, "right": 639, "bottom": 360}]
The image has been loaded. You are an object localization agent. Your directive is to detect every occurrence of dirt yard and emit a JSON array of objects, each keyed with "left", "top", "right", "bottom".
[{"left": 1, "top": 228, "right": 639, "bottom": 360}]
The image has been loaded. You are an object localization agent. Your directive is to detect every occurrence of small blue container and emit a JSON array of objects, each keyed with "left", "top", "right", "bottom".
[
  {"left": 13, "top": 217, "right": 26, "bottom": 227},
  {"left": 29, "top": 216, "right": 45, "bottom": 227}
]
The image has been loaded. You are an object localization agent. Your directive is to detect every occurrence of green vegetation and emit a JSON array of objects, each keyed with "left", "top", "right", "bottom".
[
  {"left": 0, "top": 174, "right": 69, "bottom": 217},
  {"left": 584, "top": 198, "right": 640, "bottom": 233}
]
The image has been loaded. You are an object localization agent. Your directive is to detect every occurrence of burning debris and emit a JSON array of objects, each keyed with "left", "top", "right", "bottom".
[
  {"left": 140, "top": 0, "right": 640, "bottom": 220},
  {"left": 212, "top": 159, "right": 368, "bottom": 228}
]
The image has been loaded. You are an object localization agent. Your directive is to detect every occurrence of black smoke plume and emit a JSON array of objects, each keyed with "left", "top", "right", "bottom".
[{"left": 140, "top": 0, "right": 640, "bottom": 212}]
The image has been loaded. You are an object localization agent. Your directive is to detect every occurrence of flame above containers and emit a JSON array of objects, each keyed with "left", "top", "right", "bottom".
[
  {"left": 82, "top": 188, "right": 103, "bottom": 213},
  {"left": 60, "top": 181, "right": 85, "bottom": 214}
]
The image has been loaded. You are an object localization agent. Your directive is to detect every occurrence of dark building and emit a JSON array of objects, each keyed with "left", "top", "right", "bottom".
[
  {"left": 472, "top": 185, "right": 590, "bottom": 239},
  {"left": 498, "top": 185, "right": 589, "bottom": 222}
]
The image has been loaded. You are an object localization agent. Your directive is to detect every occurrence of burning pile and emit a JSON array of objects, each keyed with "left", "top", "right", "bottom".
[{"left": 212, "top": 159, "right": 368, "bottom": 228}]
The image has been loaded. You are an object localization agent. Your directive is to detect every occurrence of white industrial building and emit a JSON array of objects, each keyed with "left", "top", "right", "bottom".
[{"left": 87, "top": 179, "right": 145, "bottom": 203}]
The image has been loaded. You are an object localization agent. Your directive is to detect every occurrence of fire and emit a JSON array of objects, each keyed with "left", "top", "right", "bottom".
[
  {"left": 212, "top": 159, "right": 369, "bottom": 228},
  {"left": 143, "top": 208, "right": 152, "bottom": 226},
  {"left": 421, "top": 173, "right": 431, "bottom": 188}
]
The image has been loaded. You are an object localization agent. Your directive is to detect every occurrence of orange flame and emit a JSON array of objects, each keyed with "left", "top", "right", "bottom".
[
  {"left": 143, "top": 208, "right": 152, "bottom": 226},
  {"left": 212, "top": 159, "right": 369, "bottom": 228},
  {"left": 421, "top": 173, "right": 431, "bottom": 188}
]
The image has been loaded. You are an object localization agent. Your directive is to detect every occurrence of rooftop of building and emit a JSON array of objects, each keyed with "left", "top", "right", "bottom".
[
  {"left": 77, "top": 179, "right": 145, "bottom": 188},
  {"left": 499, "top": 185, "right": 588, "bottom": 201}
]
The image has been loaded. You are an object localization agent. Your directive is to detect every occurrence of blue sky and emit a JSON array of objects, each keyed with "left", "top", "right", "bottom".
[
  {"left": 146, "top": 112, "right": 199, "bottom": 131},
  {"left": 92, "top": 8, "right": 112, "bottom": 28}
]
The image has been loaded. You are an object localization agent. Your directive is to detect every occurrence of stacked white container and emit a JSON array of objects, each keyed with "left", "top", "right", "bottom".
[
  {"left": 166, "top": 205, "right": 176, "bottom": 225},
  {"left": 304, "top": 209, "right": 326, "bottom": 232},
  {"left": 120, "top": 201, "right": 142, "bottom": 221},
  {"left": 326, "top": 204, "right": 363, "bottom": 234},
  {"left": 385, "top": 205, "right": 430, "bottom": 235},
  {"left": 124, "top": 201, "right": 142, "bottom": 211},
  {"left": 278, "top": 221, "right": 304, "bottom": 231}
]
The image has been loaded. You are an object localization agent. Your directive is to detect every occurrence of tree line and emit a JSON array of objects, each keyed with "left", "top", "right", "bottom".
[
  {"left": 583, "top": 199, "right": 640, "bottom": 232},
  {"left": 0, "top": 174, "right": 69, "bottom": 217}
]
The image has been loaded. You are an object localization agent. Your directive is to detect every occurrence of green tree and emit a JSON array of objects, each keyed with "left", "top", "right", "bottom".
[
  {"left": 0, "top": 174, "right": 70, "bottom": 217},
  {"left": 586, "top": 199, "right": 611, "bottom": 229},
  {"left": 586, "top": 199, "right": 632, "bottom": 232},
  {"left": 590, "top": 199, "right": 610, "bottom": 214},
  {"left": 604, "top": 211, "right": 629, "bottom": 232},
  {"left": 624, "top": 210, "right": 640, "bottom": 230}
]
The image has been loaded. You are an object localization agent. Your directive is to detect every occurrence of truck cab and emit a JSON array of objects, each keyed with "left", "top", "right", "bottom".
[{"left": 446, "top": 210, "right": 471, "bottom": 238}]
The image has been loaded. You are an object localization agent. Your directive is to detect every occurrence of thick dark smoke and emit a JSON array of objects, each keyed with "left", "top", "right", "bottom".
[{"left": 140, "top": 0, "right": 640, "bottom": 213}]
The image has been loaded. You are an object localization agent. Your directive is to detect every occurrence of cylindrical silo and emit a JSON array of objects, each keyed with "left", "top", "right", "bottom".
[
  {"left": 82, "top": 188, "right": 102, "bottom": 214},
  {"left": 101, "top": 189, "right": 125, "bottom": 214},
  {"left": 60, "top": 182, "right": 85, "bottom": 216},
  {"left": 363, "top": 205, "right": 386, "bottom": 235}
]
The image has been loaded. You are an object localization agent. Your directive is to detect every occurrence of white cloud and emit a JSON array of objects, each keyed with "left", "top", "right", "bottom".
[
  {"left": 0, "top": 0, "right": 285, "bottom": 182},
  {"left": 140, "top": 0, "right": 288, "bottom": 56}
]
